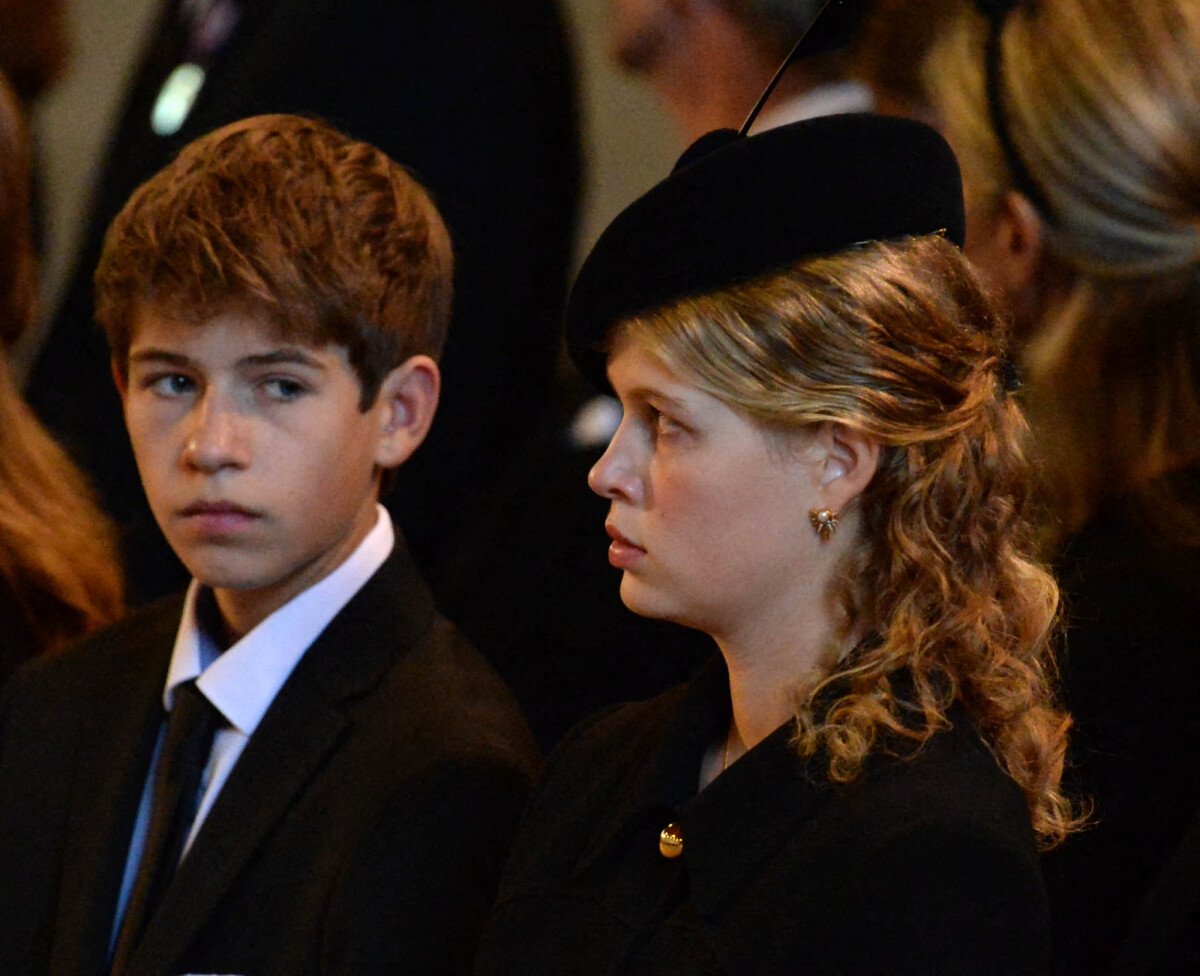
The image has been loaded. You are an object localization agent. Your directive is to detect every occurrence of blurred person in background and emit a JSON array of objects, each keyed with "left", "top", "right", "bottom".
[
  {"left": 0, "top": 0, "right": 70, "bottom": 282},
  {"left": 851, "top": 0, "right": 961, "bottom": 122},
  {"left": 928, "top": 1, "right": 1200, "bottom": 971},
  {"left": 0, "top": 0, "right": 69, "bottom": 107},
  {"left": 609, "top": 0, "right": 874, "bottom": 143},
  {"left": 0, "top": 72, "right": 124, "bottom": 687}
]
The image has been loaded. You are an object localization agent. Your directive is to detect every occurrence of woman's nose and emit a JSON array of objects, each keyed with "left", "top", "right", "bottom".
[{"left": 588, "top": 427, "right": 642, "bottom": 504}]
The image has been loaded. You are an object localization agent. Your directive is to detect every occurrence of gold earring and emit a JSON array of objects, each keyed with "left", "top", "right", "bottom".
[{"left": 809, "top": 508, "right": 839, "bottom": 540}]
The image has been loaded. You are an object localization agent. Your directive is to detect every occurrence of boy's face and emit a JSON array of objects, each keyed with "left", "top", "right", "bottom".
[{"left": 120, "top": 305, "right": 402, "bottom": 634}]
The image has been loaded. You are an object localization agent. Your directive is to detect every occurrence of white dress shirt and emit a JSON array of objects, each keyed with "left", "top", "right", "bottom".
[{"left": 111, "top": 505, "right": 394, "bottom": 944}]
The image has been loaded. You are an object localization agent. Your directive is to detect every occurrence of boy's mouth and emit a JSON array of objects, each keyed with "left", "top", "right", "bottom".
[
  {"left": 180, "top": 500, "right": 259, "bottom": 518},
  {"left": 178, "top": 500, "right": 262, "bottom": 535}
]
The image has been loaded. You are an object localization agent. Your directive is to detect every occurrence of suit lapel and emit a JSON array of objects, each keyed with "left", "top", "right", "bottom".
[
  {"left": 127, "top": 545, "right": 435, "bottom": 973},
  {"left": 50, "top": 602, "right": 179, "bottom": 976},
  {"left": 681, "top": 724, "right": 829, "bottom": 916},
  {"left": 130, "top": 680, "right": 349, "bottom": 973}
]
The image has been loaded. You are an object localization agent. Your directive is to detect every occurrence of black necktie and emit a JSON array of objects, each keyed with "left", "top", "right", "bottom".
[{"left": 109, "top": 678, "right": 221, "bottom": 975}]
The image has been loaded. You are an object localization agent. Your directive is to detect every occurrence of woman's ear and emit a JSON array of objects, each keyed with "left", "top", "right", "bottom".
[
  {"left": 809, "top": 421, "right": 880, "bottom": 513},
  {"left": 372, "top": 355, "right": 440, "bottom": 470}
]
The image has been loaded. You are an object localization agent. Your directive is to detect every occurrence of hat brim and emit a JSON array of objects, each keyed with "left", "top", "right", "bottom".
[{"left": 566, "top": 113, "right": 966, "bottom": 391}]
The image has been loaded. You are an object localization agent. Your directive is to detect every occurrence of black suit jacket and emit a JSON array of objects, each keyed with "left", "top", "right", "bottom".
[
  {"left": 26, "top": 0, "right": 580, "bottom": 604},
  {"left": 0, "top": 543, "right": 540, "bottom": 976},
  {"left": 476, "top": 657, "right": 1050, "bottom": 976}
]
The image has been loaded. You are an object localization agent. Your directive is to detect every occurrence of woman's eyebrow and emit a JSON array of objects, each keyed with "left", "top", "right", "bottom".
[{"left": 620, "top": 384, "right": 690, "bottom": 410}]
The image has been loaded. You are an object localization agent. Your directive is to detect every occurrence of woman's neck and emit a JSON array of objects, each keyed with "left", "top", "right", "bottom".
[
  {"left": 716, "top": 614, "right": 839, "bottom": 758},
  {"left": 697, "top": 626, "right": 835, "bottom": 791}
]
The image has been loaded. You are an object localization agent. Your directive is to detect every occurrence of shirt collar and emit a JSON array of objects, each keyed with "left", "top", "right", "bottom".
[
  {"left": 751, "top": 79, "right": 875, "bottom": 133},
  {"left": 574, "top": 655, "right": 830, "bottom": 915},
  {"left": 163, "top": 505, "right": 394, "bottom": 733}
]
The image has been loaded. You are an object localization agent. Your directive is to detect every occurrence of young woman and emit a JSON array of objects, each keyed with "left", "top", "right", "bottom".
[
  {"left": 929, "top": 2, "right": 1200, "bottom": 970},
  {"left": 475, "top": 113, "right": 1076, "bottom": 975}
]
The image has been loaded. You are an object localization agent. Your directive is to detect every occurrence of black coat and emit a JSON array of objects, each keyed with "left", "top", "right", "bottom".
[
  {"left": 0, "top": 543, "right": 540, "bottom": 976},
  {"left": 476, "top": 658, "right": 1049, "bottom": 976}
]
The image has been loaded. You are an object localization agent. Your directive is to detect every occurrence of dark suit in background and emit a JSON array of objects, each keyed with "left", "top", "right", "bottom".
[
  {"left": 26, "top": 0, "right": 581, "bottom": 608},
  {"left": 1045, "top": 465, "right": 1200, "bottom": 975},
  {"left": 0, "top": 543, "right": 540, "bottom": 976}
]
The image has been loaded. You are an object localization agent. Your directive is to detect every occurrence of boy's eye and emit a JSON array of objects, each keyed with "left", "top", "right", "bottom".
[
  {"left": 262, "top": 377, "right": 307, "bottom": 401},
  {"left": 146, "top": 373, "right": 195, "bottom": 397}
]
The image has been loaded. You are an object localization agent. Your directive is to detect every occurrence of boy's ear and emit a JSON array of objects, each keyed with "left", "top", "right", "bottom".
[
  {"left": 372, "top": 355, "right": 440, "bottom": 469},
  {"left": 808, "top": 421, "right": 879, "bottom": 513},
  {"left": 111, "top": 357, "right": 128, "bottom": 399}
]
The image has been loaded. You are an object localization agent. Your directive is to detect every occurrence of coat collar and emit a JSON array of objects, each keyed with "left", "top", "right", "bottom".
[
  {"left": 130, "top": 539, "right": 436, "bottom": 972},
  {"left": 574, "top": 655, "right": 831, "bottom": 917},
  {"left": 96, "top": 539, "right": 435, "bottom": 974}
]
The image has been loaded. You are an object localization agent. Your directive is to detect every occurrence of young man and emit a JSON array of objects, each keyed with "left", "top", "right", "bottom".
[{"left": 0, "top": 115, "right": 539, "bottom": 976}]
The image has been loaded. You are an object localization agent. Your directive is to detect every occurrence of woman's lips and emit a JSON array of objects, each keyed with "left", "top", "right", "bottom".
[{"left": 605, "top": 522, "right": 646, "bottom": 569}]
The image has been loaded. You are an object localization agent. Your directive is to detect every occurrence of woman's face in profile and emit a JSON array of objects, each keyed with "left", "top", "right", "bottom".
[{"left": 589, "top": 333, "right": 826, "bottom": 641}]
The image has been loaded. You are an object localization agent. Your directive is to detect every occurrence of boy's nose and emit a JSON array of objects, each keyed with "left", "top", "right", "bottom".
[{"left": 182, "top": 397, "right": 248, "bottom": 472}]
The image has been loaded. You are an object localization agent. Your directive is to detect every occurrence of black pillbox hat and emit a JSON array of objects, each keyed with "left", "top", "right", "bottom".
[{"left": 566, "top": 113, "right": 966, "bottom": 390}]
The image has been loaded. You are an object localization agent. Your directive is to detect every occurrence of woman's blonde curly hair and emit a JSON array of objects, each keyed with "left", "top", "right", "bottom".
[{"left": 620, "top": 233, "right": 1078, "bottom": 848}]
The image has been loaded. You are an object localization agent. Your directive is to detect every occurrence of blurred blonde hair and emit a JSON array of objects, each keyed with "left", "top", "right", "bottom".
[
  {"left": 621, "top": 235, "right": 1078, "bottom": 848},
  {"left": 928, "top": 0, "right": 1200, "bottom": 540}
]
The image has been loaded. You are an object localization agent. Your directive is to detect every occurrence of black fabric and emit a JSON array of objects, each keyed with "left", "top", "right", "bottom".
[
  {"left": 565, "top": 113, "right": 965, "bottom": 391},
  {"left": 0, "top": 540, "right": 540, "bottom": 976},
  {"left": 109, "top": 679, "right": 221, "bottom": 975},
  {"left": 1044, "top": 465, "right": 1200, "bottom": 975},
  {"left": 476, "top": 657, "right": 1050, "bottom": 976},
  {"left": 1112, "top": 809, "right": 1200, "bottom": 976},
  {"left": 0, "top": 583, "right": 35, "bottom": 690}
]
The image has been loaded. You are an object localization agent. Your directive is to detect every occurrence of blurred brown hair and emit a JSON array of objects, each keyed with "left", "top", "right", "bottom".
[
  {"left": 96, "top": 114, "right": 454, "bottom": 409},
  {"left": 0, "top": 72, "right": 123, "bottom": 663},
  {"left": 0, "top": 73, "right": 35, "bottom": 349},
  {"left": 0, "top": 365, "right": 125, "bottom": 658}
]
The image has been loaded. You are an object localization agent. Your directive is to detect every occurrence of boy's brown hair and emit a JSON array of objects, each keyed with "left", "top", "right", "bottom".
[{"left": 95, "top": 114, "right": 454, "bottom": 408}]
